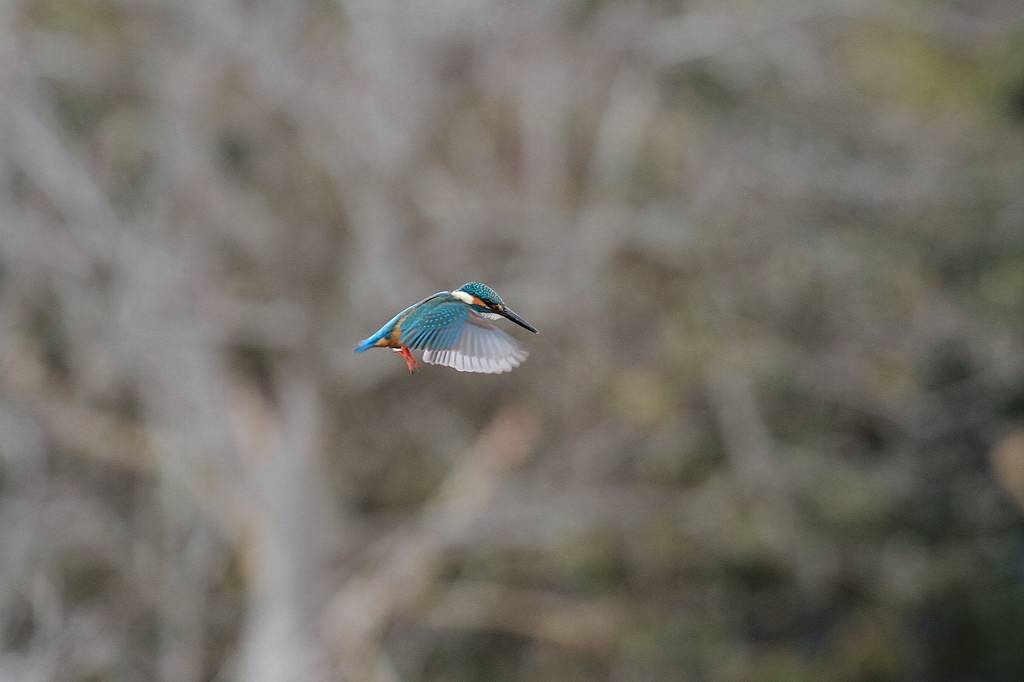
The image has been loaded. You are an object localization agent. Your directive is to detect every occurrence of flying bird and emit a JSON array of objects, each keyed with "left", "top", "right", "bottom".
[
  {"left": 355, "top": 282, "right": 538, "bottom": 374},
  {"left": 354, "top": 282, "right": 537, "bottom": 374}
]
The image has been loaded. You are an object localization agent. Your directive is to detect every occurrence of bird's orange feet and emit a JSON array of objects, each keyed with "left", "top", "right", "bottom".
[{"left": 399, "top": 345, "right": 419, "bottom": 374}]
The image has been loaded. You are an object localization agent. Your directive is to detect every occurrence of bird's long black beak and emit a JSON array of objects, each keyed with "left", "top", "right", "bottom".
[{"left": 499, "top": 306, "right": 538, "bottom": 333}]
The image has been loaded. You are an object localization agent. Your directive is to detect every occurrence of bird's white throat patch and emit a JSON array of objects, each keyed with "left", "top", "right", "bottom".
[{"left": 451, "top": 290, "right": 474, "bottom": 304}]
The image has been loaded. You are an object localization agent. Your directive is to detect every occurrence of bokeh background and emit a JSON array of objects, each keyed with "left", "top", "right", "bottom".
[{"left": 3, "top": 1, "right": 1024, "bottom": 680}]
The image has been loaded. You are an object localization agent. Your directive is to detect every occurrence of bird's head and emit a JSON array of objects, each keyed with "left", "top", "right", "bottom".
[{"left": 452, "top": 282, "right": 538, "bottom": 333}]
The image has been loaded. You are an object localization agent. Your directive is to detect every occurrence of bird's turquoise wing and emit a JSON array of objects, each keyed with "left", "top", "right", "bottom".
[
  {"left": 355, "top": 291, "right": 449, "bottom": 352},
  {"left": 399, "top": 296, "right": 469, "bottom": 351},
  {"left": 421, "top": 315, "right": 528, "bottom": 374}
]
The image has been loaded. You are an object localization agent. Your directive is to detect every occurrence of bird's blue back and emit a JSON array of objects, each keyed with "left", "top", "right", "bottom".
[{"left": 354, "top": 292, "right": 466, "bottom": 352}]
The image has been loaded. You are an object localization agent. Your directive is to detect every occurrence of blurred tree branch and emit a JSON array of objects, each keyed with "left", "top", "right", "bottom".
[
  {"left": 324, "top": 404, "right": 539, "bottom": 676},
  {"left": 414, "top": 581, "right": 620, "bottom": 652}
]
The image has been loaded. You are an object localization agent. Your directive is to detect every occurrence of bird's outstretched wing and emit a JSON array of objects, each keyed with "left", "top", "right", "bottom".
[
  {"left": 422, "top": 316, "right": 528, "bottom": 373},
  {"left": 401, "top": 297, "right": 528, "bottom": 374},
  {"left": 400, "top": 296, "right": 468, "bottom": 351}
]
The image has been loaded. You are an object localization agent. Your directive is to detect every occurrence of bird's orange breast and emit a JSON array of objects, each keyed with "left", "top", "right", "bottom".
[{"left": 379, "top": 314, "right": 405, "bottom": 348}]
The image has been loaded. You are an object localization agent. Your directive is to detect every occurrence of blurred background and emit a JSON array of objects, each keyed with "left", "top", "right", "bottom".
[{"left": 2, "top": 1, "right": 1024, "bottom": 680}]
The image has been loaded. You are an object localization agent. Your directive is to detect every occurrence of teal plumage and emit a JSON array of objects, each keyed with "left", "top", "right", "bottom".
[
  {"left": 455, "top": 282, "right": 503, "bottom": 306},
  {"left": 401, "top": 296, "right": 468, "bottom": 351},
  {"left": 354, "top": 282, "right": 537, "bottom": 374}
]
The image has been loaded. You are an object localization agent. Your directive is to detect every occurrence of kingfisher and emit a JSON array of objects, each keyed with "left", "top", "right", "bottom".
[{"left": 354, "top": 282, "right": 538, "bottom": 374}]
